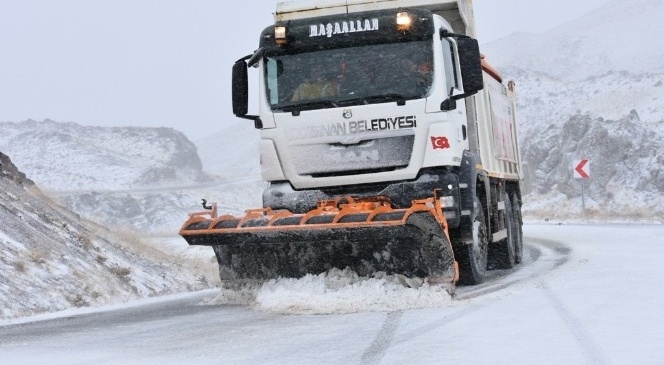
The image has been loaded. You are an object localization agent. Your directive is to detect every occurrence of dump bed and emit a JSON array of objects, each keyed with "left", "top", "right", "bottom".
[
  {"left": 276, "top": 0, "right": 475, "bottom": 36},
  {"left": 474, "top": 73, "right": 522, "bottom": 180}
]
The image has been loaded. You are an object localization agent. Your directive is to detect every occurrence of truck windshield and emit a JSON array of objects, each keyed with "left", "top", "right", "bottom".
[{"left": 265, "top": 40, "right": 433, "bottom": 112}]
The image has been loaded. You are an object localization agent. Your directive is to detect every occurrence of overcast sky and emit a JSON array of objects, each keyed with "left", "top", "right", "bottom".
[{"left": 0, "top": 0, "right": 613, "bottom": 140}]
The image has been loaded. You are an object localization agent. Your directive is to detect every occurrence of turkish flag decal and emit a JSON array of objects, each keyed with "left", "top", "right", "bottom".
[{"left": 431, "top": 136, "right": 450, "bottom": 149}]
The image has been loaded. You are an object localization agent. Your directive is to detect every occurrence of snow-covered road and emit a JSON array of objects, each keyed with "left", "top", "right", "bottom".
[{"left": 1, "top": 224, "right": 663, "bottom": 364}]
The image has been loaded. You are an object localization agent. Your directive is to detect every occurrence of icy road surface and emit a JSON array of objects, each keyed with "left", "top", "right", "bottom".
[{"left": 1, "top": 224, "right": 663, "bottom": 365}]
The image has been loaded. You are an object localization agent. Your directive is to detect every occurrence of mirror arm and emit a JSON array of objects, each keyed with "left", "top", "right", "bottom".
[
  {"left": 238, "top": 115, "right": 263, "bottom": 129},
  {"left": 247, "top": 48, "right": 266, "bottom": 68},
  {"left": 439, "top": 29, "right": 471, "bottom": 40},
  {"left": 441, "top": 89, "right": 479, "bottom": 111}
]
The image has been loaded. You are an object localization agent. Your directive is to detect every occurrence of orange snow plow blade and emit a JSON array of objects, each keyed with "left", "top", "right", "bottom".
[{"left": 180, "top": 195, "right": 457, "bottom": 284}]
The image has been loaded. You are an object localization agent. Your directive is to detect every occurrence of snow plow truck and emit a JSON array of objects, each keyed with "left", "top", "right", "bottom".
[{"left": 180, "top": 0, "right": 523, "bottom": 287}]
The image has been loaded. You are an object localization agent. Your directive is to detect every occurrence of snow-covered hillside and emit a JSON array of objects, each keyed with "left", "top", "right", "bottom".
[
  {"left": 520, "top": 111, "right": 664, "bottom": 221},
  {"left": 481, "top": 0, "right": 664, "bottom": 221},
  {"left": 0, "top": 151, "right": 213, "bottom": 320}
]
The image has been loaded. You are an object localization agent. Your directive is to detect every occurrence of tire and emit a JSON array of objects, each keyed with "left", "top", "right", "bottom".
[
  {"left": 490, "top": 192, "right": 518, "bottom": 269},
  {"left": 455, "top": 196, "right": 489, "bottom": 285},
  {"left": 511, "top": 193, "right": 523, "bottom": 264}
]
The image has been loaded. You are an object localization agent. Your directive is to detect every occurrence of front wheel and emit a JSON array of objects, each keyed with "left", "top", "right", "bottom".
[{"left": 454, "top": 196, "right": 489, "bottom": 285}]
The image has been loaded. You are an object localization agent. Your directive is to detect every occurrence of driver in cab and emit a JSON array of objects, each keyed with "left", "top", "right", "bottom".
[
  {"left": 400, "top": 56, "right": 432, "bottom": 95},
  {"left": 291, "top": 64, "right": 338, "bottom": 101}
]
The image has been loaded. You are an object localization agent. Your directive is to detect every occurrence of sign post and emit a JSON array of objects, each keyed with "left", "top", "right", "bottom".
[{"left": 573, "top": 159, "right": 590, "bottom": 210}]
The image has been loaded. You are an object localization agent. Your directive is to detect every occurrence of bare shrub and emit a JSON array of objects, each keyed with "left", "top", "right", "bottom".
[
  {"left": 28, "top": 252, "right": 46, "bottom": 264},
  {"left": 110, "top": 266, "right": 132, "bottom": 281},
  {"left": 67, "top": 293, "right": 89, "bottom": 308},
  {"left": 78, "top": 234, "right": 94, "bottom": 251},
  {"left": 13, "top": 261, "right": 26, "bottom": 273}
]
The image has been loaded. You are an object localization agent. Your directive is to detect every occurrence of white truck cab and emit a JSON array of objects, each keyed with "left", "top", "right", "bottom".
[{"left": 229, "top": 0, "right": 523, "bottom": 284}]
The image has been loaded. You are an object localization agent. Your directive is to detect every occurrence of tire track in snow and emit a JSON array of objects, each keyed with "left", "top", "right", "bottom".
[
  {"left": 359, "top": 311, "right": 403, "bottom": 365},
  {"left": 392, "top": 303, "right": 486, "bottom": 345},
  {"left": 541, "top": 282, "right": 612, "bottom": 365},
  {"left": 454, "top": 237, "right": 571, "bottom": 300},
  {"left": 359, "top": 304, "right": 487, "bottom": 364},
  {"left": 359, "top": 237, "right": 572, "bottom": 364}
]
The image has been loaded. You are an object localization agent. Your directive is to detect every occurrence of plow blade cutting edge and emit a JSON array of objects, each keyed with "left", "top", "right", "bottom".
[{"left": 179, "top": 196, "right": 458, "bottom": 285}]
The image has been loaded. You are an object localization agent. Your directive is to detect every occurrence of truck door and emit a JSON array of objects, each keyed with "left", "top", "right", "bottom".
[{"left": 429, "top": 35, "right": 469, "bottom": 152}]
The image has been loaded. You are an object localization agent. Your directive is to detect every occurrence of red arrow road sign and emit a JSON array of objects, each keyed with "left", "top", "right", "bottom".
[{"left": 574, "top": 159, "right": 590, "bottom": 179}]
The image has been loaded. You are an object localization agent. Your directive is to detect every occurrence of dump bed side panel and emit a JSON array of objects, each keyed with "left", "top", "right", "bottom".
[{"left": 473, "top": 73, "right": 521, "bottom": 180}]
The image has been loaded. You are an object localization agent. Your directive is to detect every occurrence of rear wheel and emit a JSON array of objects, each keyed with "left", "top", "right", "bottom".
[
  {"left": 511, "top": 193, "right": 523, "bottom": 264},
  {"left": 455, "top": 196, "right": 489, "bottom": 285},
  {"left": 490, "top": 192, "right": 519, "bottom": 269}
]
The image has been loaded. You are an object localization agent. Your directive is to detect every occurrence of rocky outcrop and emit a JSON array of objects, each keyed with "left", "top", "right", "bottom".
[
  {"left": 0, "top": 151, "right": 34, "bottom": 186},
  {"left": 520, "top": 110, "right": 664, "bottom": 220}
]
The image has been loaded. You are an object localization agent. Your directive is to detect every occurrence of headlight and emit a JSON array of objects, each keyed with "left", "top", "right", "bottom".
[
  {"left": 396, "top": 11, "right": 412, "bottom": 31},
  {"left": 439, "top": 196, "right": 455, "bottom": 208}
]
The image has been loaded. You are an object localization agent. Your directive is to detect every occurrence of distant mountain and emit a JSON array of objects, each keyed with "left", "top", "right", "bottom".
[
  {"left": 483, "top": 0, "right": 664, "bottom": 82},
  {"left": 0, "top": 151, "right": 211, "bottom": 320},
  {"left": 195, "top": 121, "right": 261, "bottom": 179},
  {"left": 0, "top": 119, "right": 210, "bottom": 191}
]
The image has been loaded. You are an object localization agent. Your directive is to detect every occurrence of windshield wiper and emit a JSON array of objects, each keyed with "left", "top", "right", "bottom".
[
  {"left": 338, "top": 94, "right": 407, "bottom": 106},
  {"left": 274, "top": 100, "right": 339, "bottom": 113}
]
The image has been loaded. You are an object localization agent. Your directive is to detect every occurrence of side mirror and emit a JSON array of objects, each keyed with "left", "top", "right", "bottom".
[
  {"left": 232, "top": 57, "right": 262, "bottom": 128},
  {"left": 439, "top": 31, "right": 485, "bottom": 111},
  {"left": 456, "top": 38, "right": 484, "bottom": 95},
  {"left": 232, "top": 59, "right": 249, "bottom": 117}
]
